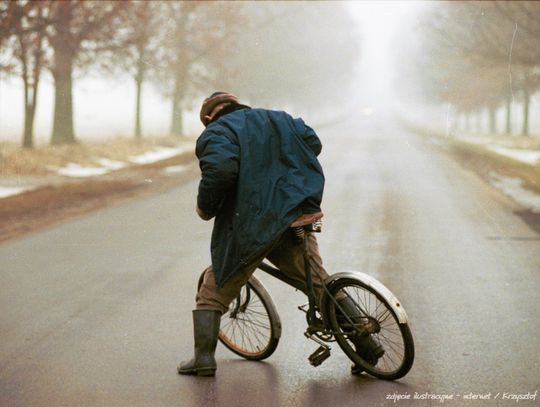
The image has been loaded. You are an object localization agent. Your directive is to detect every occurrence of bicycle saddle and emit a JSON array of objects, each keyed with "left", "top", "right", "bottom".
[{"left": 290, "top": 211, "right": 324, "bottom": 228}]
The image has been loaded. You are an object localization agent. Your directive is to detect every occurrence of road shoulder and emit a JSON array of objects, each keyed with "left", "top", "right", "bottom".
[
  {"left": 407, "top": 124, "right": 540, "bottom": 234},
  {"left": 0, "top": 152, "right": 198, "bottom": 243}
]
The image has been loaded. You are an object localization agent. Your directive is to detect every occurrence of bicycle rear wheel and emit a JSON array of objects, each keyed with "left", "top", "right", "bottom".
[
  {"left": 197, "top": 271, "right": 281, "bottom": 361},
  {"left": 324, "top": 276, "right": 414, "bottom": 380}
]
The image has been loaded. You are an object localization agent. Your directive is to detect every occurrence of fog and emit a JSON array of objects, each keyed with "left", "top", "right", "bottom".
[
  {"left": 0, "top": 74, "right": 177, "bottom": 144},
  {"left": 0, "top": 1, "right": 539, "bottom": 146}
]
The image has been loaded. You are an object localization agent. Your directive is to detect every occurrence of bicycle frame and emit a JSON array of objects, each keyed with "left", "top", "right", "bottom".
[
  {"left": 256, "top": 227, "right": 338, "bottom": 366},
  {"left": 259, "top": 230, "right": 380, "bottom": 346},
  {"left": 257, "top": 234, "right": 321, "bottom": 326},
  {"left": 257, "top": 228, "right": 341, "bottom": 333},
  {"left": 222, "top": 225, "right": 415, "bottom": 376}
]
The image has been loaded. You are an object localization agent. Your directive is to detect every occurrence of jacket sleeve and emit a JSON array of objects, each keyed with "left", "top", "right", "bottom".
[
  {"left": 294, "top": 118, "right": 322, "bottom": 156},
  {"left": 195, "top": 128, "right": 239, "bottom": 218}
]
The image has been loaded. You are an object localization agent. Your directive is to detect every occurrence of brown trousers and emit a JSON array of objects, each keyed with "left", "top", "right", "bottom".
[{"left": 196, "top": 230, "right": 329, "bottom": 314}]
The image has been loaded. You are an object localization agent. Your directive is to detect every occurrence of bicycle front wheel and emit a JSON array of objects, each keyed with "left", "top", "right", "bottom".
[
  {"left": 197, "top": 271, "right": 281, "bottom": 361},
  {"left": 325, "top": 276, "right": 415, "bottom": 380}
]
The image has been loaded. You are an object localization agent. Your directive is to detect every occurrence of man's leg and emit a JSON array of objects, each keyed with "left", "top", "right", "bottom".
[
  {"left": 266, "top": 229, "right": 384, "bottom": 374},
  {"left": 178, "top": 237, "right": 284, "bottom": 376},
  {"left": 195, "top": 265, "right": 255, "bottom": 313},
  {"left": 266, "top": 230, "right": 329, "bottom": 307}
]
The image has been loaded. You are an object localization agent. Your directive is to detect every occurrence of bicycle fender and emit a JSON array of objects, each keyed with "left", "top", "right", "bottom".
[{"left": 325, "top": 271, "right": 409, "bottom": 324}]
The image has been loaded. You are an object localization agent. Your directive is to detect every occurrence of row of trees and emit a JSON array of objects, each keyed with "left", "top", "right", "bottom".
[
  {"left": 413, "top": 1, "right": 539, "bottom": 136},
  {"left": 0, "top": 1, "right": 360, "bottom": 148}
]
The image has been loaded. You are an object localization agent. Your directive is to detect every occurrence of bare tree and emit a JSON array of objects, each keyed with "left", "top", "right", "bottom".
[
  {"left": 0, "top": 1, "right": 15, "bottom": 71},
  {"left": 414, "top": 2, "right": 540, "bottom": 136},
  {"left": 0, "top": 0, "right": 47, "bottom": 148},
  {"left": 156, "top": 1, "right": 244, "bottom": 136},
  {"left": 218, "top": 2, "right": 361, "bottom": 112},
  {"left": 458, "top": 2, "right": 540, "bottom": 135},
  {"left": 42, "top": 0, "right": 130, "bottom": 145},
  {"left": 0, "top": 0, "right": 17, "bottom": 133},
  {"left": 13, "top": 1, "right": 46, "bottom": 148},
  {"left": 118, "top": 1, "right": 165, "bottom": 139},
  {"left": 0, "top": 0, "right": 13, "bottom": 136}
]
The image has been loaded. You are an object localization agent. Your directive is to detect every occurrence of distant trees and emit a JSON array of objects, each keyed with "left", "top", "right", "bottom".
[
  {"left": 0, "top": 0, "right": 361, "bottom": 146},
  {"left": 415, "top": 1, "right": 540, "bottom": 136},
  {"left": 218, "top": 2, "right": 360, "bottom": 112},
  {"left": 0, "top": 0, "right": 130, "bottom": 146},
  {"left": 0, "top": 0, "right": 46, "bottom": 148},
  {"left": 120, "top": 1, "right": 165, "bottom": 139},
  {"left": 44, "top": 1, "right": 130, "bottom": 144},
  {"left": 0, "top": 1, "right": 16, "bottom": 72},
  {"left": 157, "top": 1, "right": 244, "bottom": 136}
]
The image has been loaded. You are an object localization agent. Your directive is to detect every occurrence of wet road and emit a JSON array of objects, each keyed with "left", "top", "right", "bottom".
[{"left": 1, "top": 116, "right": 539, "bottom": 406}]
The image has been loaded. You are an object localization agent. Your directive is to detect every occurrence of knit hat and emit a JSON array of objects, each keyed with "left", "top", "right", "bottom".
[{"left": 200, "top": 92, "right": 240, "bottom": 126}]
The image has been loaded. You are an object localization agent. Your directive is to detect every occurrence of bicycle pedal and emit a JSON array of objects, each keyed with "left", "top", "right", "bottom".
[{"left": 308, "top": 345, "right": 331, "bottom": 367}]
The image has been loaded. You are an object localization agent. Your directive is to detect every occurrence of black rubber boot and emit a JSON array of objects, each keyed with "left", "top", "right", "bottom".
[
  {"left": 337, "top": 297, "right": 385, "bottom": 375},
  {"left": 177, "top": 310, "right": 221, "bottom": 377}
]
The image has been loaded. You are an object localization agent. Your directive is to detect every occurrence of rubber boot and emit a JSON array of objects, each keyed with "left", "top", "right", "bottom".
[
  {"left": 337, "top": 297, "right": 385, "bottom": 375},
  {"left": 177, "top": 310, "right": 221, "bottom": 377}
]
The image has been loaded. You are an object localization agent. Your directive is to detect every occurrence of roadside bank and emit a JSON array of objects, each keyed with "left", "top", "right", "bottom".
[{"left": 0, "top": 138, "right": 198, "bottom": 243}]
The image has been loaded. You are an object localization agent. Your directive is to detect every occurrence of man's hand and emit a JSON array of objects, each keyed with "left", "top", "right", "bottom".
[{"left": 196, "top": 206, "right": 213, "bottom": 221}]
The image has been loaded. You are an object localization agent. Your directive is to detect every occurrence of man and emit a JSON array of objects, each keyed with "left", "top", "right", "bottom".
[{"left": 178, "top": 92, "right": 382, "bottom": 377}]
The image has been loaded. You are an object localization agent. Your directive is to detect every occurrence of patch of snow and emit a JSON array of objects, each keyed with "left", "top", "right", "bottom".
[
  {"left": 56, "top": 163, "right": 110, "bottom": 177},
  {"left": 486, "top": 146, "right": 540, "bottom": 165},
  {"left": 0, "top": 186, "right": 36, "bottom": 199},
  {"left": 97, "top": 158, "right": 126, "bottom": 170},
  {"left": 490, "top": 172, "right": 540, "bottom": 213},
  {"left": 128, "top": 146, "right": 191, "bottom": 165},
  {"left": 164, "top": 165, "right": 188, "bottom": 174},
  {"left": 8, "top": 144, "right": 193, "bottom": 187}
]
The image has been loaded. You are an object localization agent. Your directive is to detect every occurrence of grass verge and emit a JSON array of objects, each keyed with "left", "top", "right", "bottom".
[
  {"left": 0, "top": 144, "right": 198, "bottom": 243},
  {"left": 0, "top": 136, "right": 191, "bottom": 176}
]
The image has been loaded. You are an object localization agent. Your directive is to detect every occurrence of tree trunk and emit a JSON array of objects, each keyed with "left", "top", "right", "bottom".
[
  {"left": 475, "top": 111, "right": 481, "bottom": 134},
  {"left": 51, "top": 45, "right": 76, "bottom": 145},
  {"left": 521, "top": 81, "right": 530, "bottom": 136},
  {"left": 170, "top": 102, "right": 184, "bottom": 136},
  {"left": 23, "top": 92, "right": 37, "bottom": 149},
  {"left": 23, "top": 64, "right": 41, "bottom": 149},
  {"left": 488, "top": 105, "right": 497, "bottom": 135},
  {"left": 170, "top": 77, "right": 184, "bottom": 136},
  {"left": 134, "top": 77, "right": 143, "bottom": 139},
  {"left": 22, "top": 76, "right": 33, "bottom": 149},
  {"left": 505, "top": 93, "right": 512, "bottom": 135},
  {"left": 134, "top": 54, "right": 145, "bottom": 139}
]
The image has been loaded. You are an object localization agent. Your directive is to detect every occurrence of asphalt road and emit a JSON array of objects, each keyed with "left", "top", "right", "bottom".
[{"left": 1, "top": 115, "right": 539, "bottom": 406}]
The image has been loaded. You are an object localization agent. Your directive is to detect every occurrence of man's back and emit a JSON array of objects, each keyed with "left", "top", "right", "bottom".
[{"left": 196, "top": 107, "right": 325, "bottom": 286}]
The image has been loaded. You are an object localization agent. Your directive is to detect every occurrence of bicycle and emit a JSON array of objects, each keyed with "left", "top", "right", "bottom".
[{"left": 197, "top": 214, "right": 415, "bottom": 380}]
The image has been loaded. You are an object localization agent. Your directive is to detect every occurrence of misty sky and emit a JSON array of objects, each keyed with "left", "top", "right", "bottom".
[{"left": 0, "top": 1, "right": 538, "bottom": 145}]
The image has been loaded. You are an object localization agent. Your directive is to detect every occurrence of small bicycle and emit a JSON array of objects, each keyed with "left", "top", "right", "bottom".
[{"left": 198, "top": 215, "right": 415, "bottom": 380}]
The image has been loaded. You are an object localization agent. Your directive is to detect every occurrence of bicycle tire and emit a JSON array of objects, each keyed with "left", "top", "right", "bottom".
[
  {"left": 324, "top": 276, "right": 415, "bottom": 380},
  {"left": 197, "top": 270, "right": 281, "bottom": 361}
]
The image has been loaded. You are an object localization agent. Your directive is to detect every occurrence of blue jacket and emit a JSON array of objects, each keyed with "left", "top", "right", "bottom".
[{"left": 196, "top": 107, "right": 324, "bottom": 287}]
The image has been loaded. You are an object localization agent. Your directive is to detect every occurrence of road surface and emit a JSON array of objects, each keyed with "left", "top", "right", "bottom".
[{"left": 1, "top": 115, "right": 539, "bottom": 406}]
